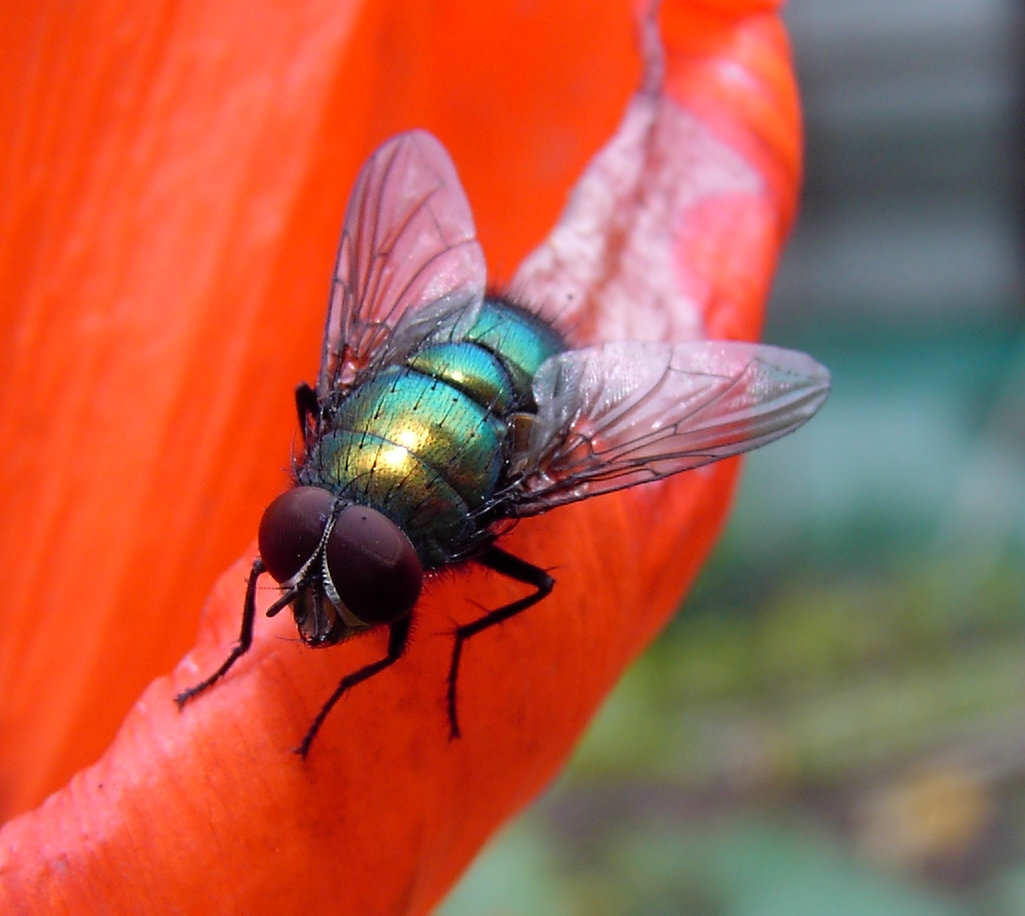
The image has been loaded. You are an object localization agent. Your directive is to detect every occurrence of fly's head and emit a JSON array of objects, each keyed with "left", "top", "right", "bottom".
[{"left": 257, "top": 486, "right": 423, "bottom": 646}]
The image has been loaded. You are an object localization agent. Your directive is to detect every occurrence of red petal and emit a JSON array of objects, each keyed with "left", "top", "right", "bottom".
[{"left": 0, "top": 1, "right": 799, "bottom": 912}]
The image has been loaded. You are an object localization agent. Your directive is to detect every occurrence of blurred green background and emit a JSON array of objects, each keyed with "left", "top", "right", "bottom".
[{"left": 440, "top": 2, "right": 1025, "bottom": 914}]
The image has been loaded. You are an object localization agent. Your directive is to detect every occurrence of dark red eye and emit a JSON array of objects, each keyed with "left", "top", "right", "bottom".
[
  {"left": 326, "top": 505, "right": 423, "bottom": 625},
  {"left": 257, "top": 486, "right": 334, "bottom": 584}
]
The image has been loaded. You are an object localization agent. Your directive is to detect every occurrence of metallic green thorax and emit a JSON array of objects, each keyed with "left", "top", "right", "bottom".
[{"left": 300, "top": 299, "right": 565, "bottom": 568}]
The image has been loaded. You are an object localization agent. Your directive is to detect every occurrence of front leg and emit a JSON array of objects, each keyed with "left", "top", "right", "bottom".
[
  {"left": 296, "top": 615, "right": 413, "bottom": 758},
  {"left": 175, "top": 557, "right": 266, "bottom": 708}
]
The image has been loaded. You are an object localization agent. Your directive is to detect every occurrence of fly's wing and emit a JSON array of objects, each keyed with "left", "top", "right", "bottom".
[
  {"left": 317, "top": 130, "right": 487, "bottom": 399},
  {"left": 506, "top": 340, "right": 830, "bottom": 515}
]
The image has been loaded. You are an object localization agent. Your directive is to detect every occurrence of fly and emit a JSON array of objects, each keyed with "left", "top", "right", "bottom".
[{"left": 176, "top": 131, "right": 831, "bottom": 756}]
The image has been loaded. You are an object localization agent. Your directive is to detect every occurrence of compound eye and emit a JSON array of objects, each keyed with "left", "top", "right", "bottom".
[
  {"left": 258, "top": 486, "right": 334, "bottom": 584},
  {"left": 325, "top": 505, "right": 423, "bottom": 625}
]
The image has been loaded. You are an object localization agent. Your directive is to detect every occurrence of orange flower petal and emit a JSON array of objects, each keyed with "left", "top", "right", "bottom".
[
  {"left": 0, "top": 0, "right": 641, "bottom": 819},
  {"left": 0, "top": 0, "right": 799, "bottom": 912}
]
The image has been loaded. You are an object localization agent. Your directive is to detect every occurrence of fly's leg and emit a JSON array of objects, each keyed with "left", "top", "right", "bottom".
[
  {"left": 176, "top": 559, "right": 297, "bottom": 707},
  {"left": 447, "top": 546, "right": 555, "bottom": 739},
  {"left": 295, "top": 382, "right": 319, "bottom": 441},
  {"left": 175, "top": 557, "right": 269, "bottom": 708},
  {"left": 296, "top": 615, "right": 413, "bottom": 758}
]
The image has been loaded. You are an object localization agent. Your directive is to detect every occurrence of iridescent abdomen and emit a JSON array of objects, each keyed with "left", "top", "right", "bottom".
[{"left": 301, "top": 298, "right": 565, "bottom": 566}]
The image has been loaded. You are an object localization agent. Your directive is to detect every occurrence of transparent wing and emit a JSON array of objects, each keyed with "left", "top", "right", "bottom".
[
  {"left": 317, "top": 130, "right": 487, "bottom": 397},
  {"left": 506, "top": 340, "right": 831, "bottom": 515}
]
